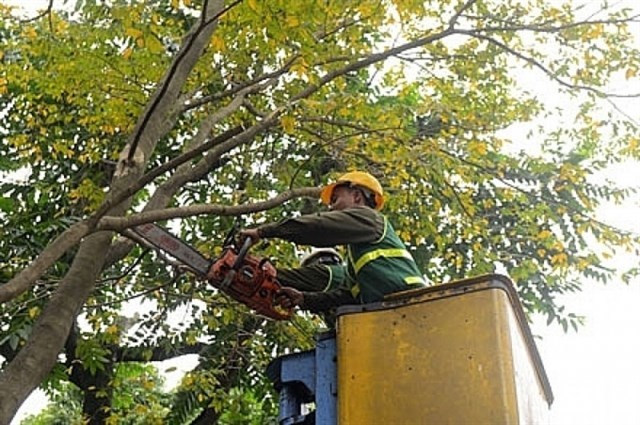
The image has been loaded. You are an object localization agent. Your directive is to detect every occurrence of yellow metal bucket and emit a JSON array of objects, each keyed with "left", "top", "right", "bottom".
[{"left": 336, "top": 274, "right": 553, "bottom": 425}]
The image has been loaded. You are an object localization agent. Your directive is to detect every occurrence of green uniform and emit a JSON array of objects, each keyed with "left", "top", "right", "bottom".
[{"left": 259, "top": 206, "right": 425, "bottom": 312}]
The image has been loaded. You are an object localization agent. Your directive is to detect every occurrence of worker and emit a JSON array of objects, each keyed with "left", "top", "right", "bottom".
[{"left": 240, "top": 171, "right": 426, "bottom": 312}]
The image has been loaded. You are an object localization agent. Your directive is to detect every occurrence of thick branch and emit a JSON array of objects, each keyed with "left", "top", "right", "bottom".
[
  {"left": 289, "top": 28, "right": 457, "bottom": 104},
  {"left": 97, "top": 187, "right": 320, "bottom": 232},
  {"left": 0, "top": 222, "right": 90, "bottom": 303},
  {"left": 126, "top": 0, "right": 236, "bottom": 161}
]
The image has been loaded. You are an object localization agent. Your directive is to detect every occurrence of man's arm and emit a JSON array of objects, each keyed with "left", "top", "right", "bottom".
[
  {"left": 276, "top": 265, "right": 354, "bottom": 312},
  {"left": 276, "top": 286, "right": 356, "bottom": 313},
  {"left": 257, "top": 207, "right": 384, "bottom": 247},
  {"left": 277, "top": 265, "right": 344, "bottom": 292},
  {"left": 300, "top": 288, "right": 355, "bottom": 313}
]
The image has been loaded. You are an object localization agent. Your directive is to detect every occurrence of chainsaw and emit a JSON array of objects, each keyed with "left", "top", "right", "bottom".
[{"left": 129, "top": 223, "right": 291, "bottom": 320}]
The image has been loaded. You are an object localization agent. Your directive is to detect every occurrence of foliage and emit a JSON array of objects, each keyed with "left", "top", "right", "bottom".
[
  {"left": 0, "top": 0, "right": 638, "bottom": 421},
  {"left": 20, "top": 383, "right": 84, "bottom": 425},
  {"left": 21, "top": 363, "right": 171, "bottom": 425}
]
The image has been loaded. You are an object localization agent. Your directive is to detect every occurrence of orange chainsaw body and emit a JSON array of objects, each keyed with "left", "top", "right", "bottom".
[{"left": 208, "top": 248, "right": 291, "bottom": 320}]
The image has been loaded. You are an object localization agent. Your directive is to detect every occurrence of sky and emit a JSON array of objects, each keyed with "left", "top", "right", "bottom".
[
  {"left": 530, "top": 164, "right": 640, "bottom": 425},
  {"left": 5, "top": 1, "right": 640, "bottom": 424}
]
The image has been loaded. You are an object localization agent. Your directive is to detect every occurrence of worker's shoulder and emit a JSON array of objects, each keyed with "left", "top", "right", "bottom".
[
  {"left": 306, "top": 206, "right": 382, "bottom": 223},
  {"left": 339, "top": 206, "right": 381, "bottom": 218}
]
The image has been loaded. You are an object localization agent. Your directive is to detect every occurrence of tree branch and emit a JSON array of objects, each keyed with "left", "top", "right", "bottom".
[
  {"left": 97, "top": 187, "right": 320, "bottom": 232},
  {"left": 463, "top": 30, "right": 640, "bottom": 98},
  {"left": 18, "top": 0, "right": 53, "bottom": 24},
  {"left": 126, "top": 0, "right": 235, "bottom": 161},
  {"left": 0, "top": 222, "right": 90, "bottom": 303},
  {"left": 183, "top": 55, "right": 298, "bottom": 112},
  {"left": 116, "top": 342, "right": 207, "bottom": 362}
]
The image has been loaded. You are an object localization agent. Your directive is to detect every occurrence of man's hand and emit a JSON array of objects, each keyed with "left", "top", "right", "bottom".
[
  {"left": 276, "top": 287, "right": 304, "bottom": 309},
  {"left": 238, "top": 228, "right": 261, "bottom": 245}
]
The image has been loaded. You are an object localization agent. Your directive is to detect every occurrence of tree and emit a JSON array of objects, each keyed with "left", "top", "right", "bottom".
[{"left": 0, "top": 0, "right": 638, "bottom": 422}]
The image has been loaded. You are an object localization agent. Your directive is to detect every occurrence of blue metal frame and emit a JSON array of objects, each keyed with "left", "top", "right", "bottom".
[{"left": 267, "top": 331, "right": 337, "bottom": 425}]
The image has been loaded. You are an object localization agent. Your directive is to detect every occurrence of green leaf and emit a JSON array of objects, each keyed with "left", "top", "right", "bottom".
[{"left": 0, "top": 197, "right": 14, "bottom": 213}]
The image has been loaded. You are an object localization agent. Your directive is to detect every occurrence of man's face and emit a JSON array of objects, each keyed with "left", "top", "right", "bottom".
[{"left": 329, "top": 185, "right": 359, "bottom": 210}]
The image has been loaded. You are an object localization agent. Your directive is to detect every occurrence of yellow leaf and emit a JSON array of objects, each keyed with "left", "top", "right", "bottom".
[
  {"left": 125, "top": 27, "right": 143, "bottom": 39},
  {"left": 22, "top": 27, "right": 37, "bottom": 39},
  {"left": 146, "top": 35, "right": 164, "bottom": 53},
  {"left": 577, "top": 258, "right": 590, "bottom": 270},
  {"left": 281, "top": 115, "right": 296, "bottom": 134},
  {"left": 588, "top": 23, "right": 603, "bottom": 38},
  {"left": 52, "top": 141, "right": 73, "bottom": 157},
  {"left": 106, "top": 324, "right": 119, "bottom": 335},
  {"left": 28, "top": 306, "right": 40, "bottom": 319},
  {"left": 247, "top": 0, "right": 257, "bottom": 11},
  {"left": 290, "top": 58, "right": 308, "bottom": 77},
  {"left": 546, "top": 7, "right": 562, "bottom": 19},
  {"left": 551, "top": 252, "right": 567, "bottom": 266},
  {"left": 625, "top": 67, "right": 637, "bottom": 80},
  {"left": 468, "top": 140, "right": 487, "bottom": 156},
  {"left": 536, "top": 230, "right": 552, "bottom": 240},
  {"left": 183, "top": 374, "right": 194, "bottom": 386},
  {"left": 211, "top": 35, "right": 225, "bottom": 51},
  {"left": 122, "top": 47, "right": 133, "bottom": 59},
  {"left": 286, "top": 15, "right": 300, "bottom": 27},
  {"left": 357, "top": 4, "right": 373, "bottom": 15}
]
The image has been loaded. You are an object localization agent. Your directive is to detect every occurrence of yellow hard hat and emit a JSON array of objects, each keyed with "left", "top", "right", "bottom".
[{"left": 320, "top": 171, "right": 385, "bottom": 210}]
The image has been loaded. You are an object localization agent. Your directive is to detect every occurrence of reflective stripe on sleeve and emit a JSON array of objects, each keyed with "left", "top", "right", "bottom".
[
  {"left": 322, "top": 265, "right": 333, "bottom": 292},
  {"left": 404, "top": 276, "right": 426, "bottom": 285}
]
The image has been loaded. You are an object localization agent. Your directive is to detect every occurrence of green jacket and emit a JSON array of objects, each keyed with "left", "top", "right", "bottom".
[
  {"left": 260, "top": 207, "right": 425, "bottom": 311},
  {"left": 346, "top": 215, "right": 425, "bottom": 303}
]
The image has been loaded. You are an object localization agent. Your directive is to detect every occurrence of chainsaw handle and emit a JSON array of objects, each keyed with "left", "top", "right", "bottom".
[
  {"left": 220, "top": 238, "right": 253, "bottom": 289},
  {"left": 232, "top": 237, "right": 253, "bottom": 271}
]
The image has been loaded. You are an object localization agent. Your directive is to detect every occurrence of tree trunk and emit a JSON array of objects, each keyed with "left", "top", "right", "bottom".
[{"left": 0, "top": 232, "right": 113, "bottom": 423}]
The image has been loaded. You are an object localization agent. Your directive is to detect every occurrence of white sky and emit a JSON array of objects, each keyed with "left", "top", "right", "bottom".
[{"left": 6, "top": 1, "right": 640, "bottom": 424}]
